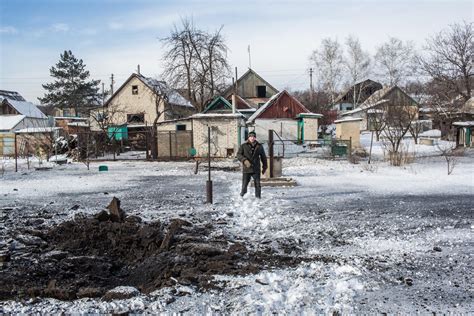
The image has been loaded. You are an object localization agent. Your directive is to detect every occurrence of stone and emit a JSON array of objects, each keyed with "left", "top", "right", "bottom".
[
  {"left": 107, "top": 197, "right": 125, "bottom": 222},
  {"left": 433, "top": 246, "right": 442, "bottom": 252},
  {"left": 102, "top": 286, "right": 140, "bottom": 301}
]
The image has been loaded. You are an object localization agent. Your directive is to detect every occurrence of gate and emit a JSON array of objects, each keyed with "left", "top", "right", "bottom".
[{"left": 157, "top": 130, "right": 193, "bottom": 160}]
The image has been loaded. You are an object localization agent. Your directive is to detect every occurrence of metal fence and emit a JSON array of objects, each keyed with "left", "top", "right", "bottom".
[{"left": 266, "top": 130, "right": 352, "bottom": 159}]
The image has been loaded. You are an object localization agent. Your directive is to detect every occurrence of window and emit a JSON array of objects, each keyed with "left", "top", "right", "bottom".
[
  {"left": 132, "top": 85, "right": 138, "bottom": 95},
  {"left": 127, "top": 113, "right": 145, "bottom": 123},
  {"left": 176, "top": 124, "right": 186, "bottom": 131},
  {"left": 257, "top": 85, "right": 266, "bottom": 98}
]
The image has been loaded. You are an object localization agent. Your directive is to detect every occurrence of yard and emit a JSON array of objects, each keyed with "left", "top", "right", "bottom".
[{"left": 0, "top": 140, "right": 473, "bottom": 313}]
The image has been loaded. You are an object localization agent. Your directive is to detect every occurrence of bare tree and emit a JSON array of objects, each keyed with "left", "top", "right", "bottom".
[
  {"left": 310, "top": 38, "right": 344, "bottom": 105},
  {"left": 437, "top": 142, "right": 464, "bottom": 175},
  {"left": 374, "top": 37, "right": 416, "bottom": 86},
  {"left": 417, "top": 21, "right": 473, "bottom": 103},
  {"left": 408, "top": 119, "right": 430, "bottom": 144},
  {"left": 380, "top": 102, "right": 418, "bottom": 165},
  {"left": 161, "top": 18, "right": 231, "bottom": 112},
  {"left": 344, "top": 36, "right": 372, "bottom": 107}
]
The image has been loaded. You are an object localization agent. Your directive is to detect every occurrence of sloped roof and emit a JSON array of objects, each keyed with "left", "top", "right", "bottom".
[
  {"left": 223, "top": 68, "right": 279, "bottom": 98},
  {"left": 247, "top": 90, "right": 310, "bottom": 123},
  {"left": 104, "top": 73, "right": 194, "bottom": 108},
  {"left": 334, "top": 79, "right": 382, "bottom": 104},
  {"left": 0, "top": 90, "right": 25, "bottom": 101},
  {"left": 0, "top": 115, "right": 25, "bottom": 131},
  {"left": 4, "top": 99, "right": 47, "bottom": 118},
  {"left": 202, "top": 96, "right": 233, "bottom": 113},
  {"left": 1, "top": 97, "right": 46, "bottom": 119},
  {"left": 227, "top": 94, "right": 253, "bottom": 110}
]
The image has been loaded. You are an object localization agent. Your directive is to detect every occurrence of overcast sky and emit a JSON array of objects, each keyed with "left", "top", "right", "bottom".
[{"left": 0, "top": 0, "right": 472, "bottom": 103}]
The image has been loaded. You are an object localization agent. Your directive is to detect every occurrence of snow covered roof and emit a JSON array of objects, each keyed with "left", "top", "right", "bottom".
[
  {"left": 341, "top": 99, "right": 389, "bottom": 116},
  {"left": 334, "top": 117, "right": 363, "bottom": 123},
  {"left": 2, "top": 99, "right": 47, "bottom": 119},
  {"left": 452, "top": 121, "right": 474, "bottom": 127},
  {"left": 15, "top": 127, "right": 61, "bottom": 133},
  {"left": 192, "top": 113, "right": 244, "bottom": 119},
  {"left": 137, "top": 74, "right": 194, "bottom": 108},
  {"left": 0, "top": 115, "right": 25, "bottom": 131},
  {"left": 104, "top": 73, "right": 195, "bottom": 109},
  {"left": 67, "top": 122, "right": 89, "bottom": 127},
  {"left": 0, "top": 90, "right": 25, "bottom": 101}
]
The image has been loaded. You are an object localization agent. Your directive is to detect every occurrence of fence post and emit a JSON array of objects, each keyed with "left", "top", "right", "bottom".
[
  {"left": 168, "top": 131, "right": 172, "bottom": 161},
  {"left": 206, "top": 126, "right": 213, "bottom": 204},
  {"left": 349, "top": 137, "right": 352, "bottom": 158},
  {"left": 269, "top": 129, "right": 274, "bottom": 178},
  {"left": 14, "top": 132, "right": 18, "bottom": 172}
]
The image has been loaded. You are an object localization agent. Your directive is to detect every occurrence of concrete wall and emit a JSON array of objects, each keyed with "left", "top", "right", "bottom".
[
  {"left": 253, "top": 119, "right": 298, "bottom": 142},
  {"left": 335, "top": 120, "right": 361, "bottom": 148},
  {"left": 303, "top": 117, "right": 318, "bottom": 140},
  {"left": 192, "top": 117, "right": 242, "bottom": 157},
  {"left": 156, "top": 120, "right": 193, "bottom": 132}
]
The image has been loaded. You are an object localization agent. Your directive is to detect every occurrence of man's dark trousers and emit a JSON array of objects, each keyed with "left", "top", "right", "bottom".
[{"left": 241, "top": 172, "right": 261, "bottom": 198}]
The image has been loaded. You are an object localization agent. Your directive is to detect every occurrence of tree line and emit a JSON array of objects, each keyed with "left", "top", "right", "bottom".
[{"left": 39, "top": 20, "right": 472, "bottom": 118}]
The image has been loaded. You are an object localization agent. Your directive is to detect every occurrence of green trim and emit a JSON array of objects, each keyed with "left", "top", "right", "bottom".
[
  {"left": 297, "top": 113, "right": 323, "bottom": 118},
  {"left": 298, "top": 119, "right": 304, "bottom": 142},
  {"left": 202, "top": 96, "right": 232, "bottom": 113}
]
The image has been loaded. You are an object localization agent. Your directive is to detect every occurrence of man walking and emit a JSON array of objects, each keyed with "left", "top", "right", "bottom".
[{"left": 237, "top": 131, "right": 267, "bottom": 198}]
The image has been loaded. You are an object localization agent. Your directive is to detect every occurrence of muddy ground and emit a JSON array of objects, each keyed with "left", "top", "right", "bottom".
[
  {"left": 0, "top": 160, "right": 473, "bottom": 313},
  {"left": 0, "top": 197, "right": 316, "bottom": 301}
]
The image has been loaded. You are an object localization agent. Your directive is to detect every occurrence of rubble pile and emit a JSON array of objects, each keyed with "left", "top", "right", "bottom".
[{"left": 0, "top": 198, "right": 302, "bottom": 301}]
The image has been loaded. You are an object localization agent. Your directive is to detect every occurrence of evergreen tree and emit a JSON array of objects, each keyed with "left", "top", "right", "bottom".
[{"left": 39, "top": 50, "right": 101, "bottom": 115}]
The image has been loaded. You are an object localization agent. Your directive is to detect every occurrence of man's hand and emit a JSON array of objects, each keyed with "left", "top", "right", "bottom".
[
  {"left": 262, "top": 168, "right": 267, "bottom": 175},
  {"left": 243, "top": 160, "right": 252, "bottom": 168}
]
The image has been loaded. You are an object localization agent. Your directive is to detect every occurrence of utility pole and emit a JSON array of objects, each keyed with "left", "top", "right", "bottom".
[
  {"left": 137, "top": 64, "right": 141, "bottom": 75},
  {"left": 247, "top": 45, "right": 251, "bottom": 69},
  {"left": 101, "top": 82, "right": 105, "bottom": 106},
  {"left": 110, "top": 74, "right": 115, "bottom": 96},
  {"left": 309, "top": 68, "right": 314, "bottom": 104}
]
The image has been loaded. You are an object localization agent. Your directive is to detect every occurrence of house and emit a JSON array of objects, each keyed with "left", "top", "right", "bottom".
[
  {"left": 223, "top": 68, "right": 279, "bottom": 109},
  {"left": 340, "top": 85, "right": 419, "bottom": 131},
  {"left": 246, "top": 90, "right": 322, "bottom": 142},
  {"left": 333, "top": 79, "right": 383, "bottom": 112},
  {"left": 0, "top": 90, "right": 52, "bottom": 156},
  {"left": 97, "top": 73, "right": 195, "bottom": 131},
  {"left": 0, "top": 90, "right": 49, "bottom": 133}
]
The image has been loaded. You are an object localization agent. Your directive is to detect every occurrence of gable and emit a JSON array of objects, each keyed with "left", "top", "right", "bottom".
[
  {"left": 1, "top": 101, "right": 20, "bottom": 115},
  {"left": 224, "top": 69, "right": 279, "bottom": 99},
  {"left": 203, "top": 96, "right": 232, "bottom": 113},
  {"left": 248, "top": 91, "right": 310, "bottom": 122},
  {"left": 257, "top": 92, "right": 309, "bottom": 119}
]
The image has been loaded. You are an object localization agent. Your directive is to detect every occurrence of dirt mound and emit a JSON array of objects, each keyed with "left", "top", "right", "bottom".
[{"left": 0, "top": 198, "right": 304, "bottom": 301}]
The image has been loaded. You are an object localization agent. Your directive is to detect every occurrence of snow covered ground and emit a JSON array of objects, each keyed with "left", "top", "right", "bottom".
[{"left": 0, "top": 137, "right": 473, "bottom": 314}]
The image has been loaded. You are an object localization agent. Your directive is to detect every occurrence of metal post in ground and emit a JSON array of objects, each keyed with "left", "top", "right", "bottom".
[
  {"left": 14, "top": 132, "right": 18, "bottom": 172},
  {"left": 206, "top": 126, "right": 213, "bottom": 204},
  {"left": 269, "top": 129, "right": 274, "bottom": 178}
]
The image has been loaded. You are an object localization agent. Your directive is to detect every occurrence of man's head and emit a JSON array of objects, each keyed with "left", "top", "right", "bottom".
[{"left": 248, "top": 131, "right": 256, "bottom": 142}]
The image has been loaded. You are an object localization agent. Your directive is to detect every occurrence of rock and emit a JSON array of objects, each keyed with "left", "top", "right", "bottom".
[
  {"left": 94, "top": 210, "right": 110, "bottom": 222},
  {"left": 43, "top": 250, "right": 68, "bottom": 261},
  {"left": 0, "top": 251, "right": 11, "bottom": 262},
  {"left": 106, "top": 197, "right": 126, "bottom": 222},
  {"left": 405, "top": 278, "right": 413, "bottom": 286},
  {"left": 102, "top": 286, "right": 140, "bottom": 301},
  {"left": 160, "top": 219, "right": 192, "bottom": 250},
  {"left": 433, "top": 246, "right": 442, "bottom": 252},
  {"left": 70, "top": 205, "right": 80, "bottom": 210},
  {"left": 77, "top": 287, "right": 104, "bottom": 298}
]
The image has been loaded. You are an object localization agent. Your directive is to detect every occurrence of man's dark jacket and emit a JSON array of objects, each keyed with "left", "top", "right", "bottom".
[{"left": 237, "top": 141, "right": 268, "bottom": 174}]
